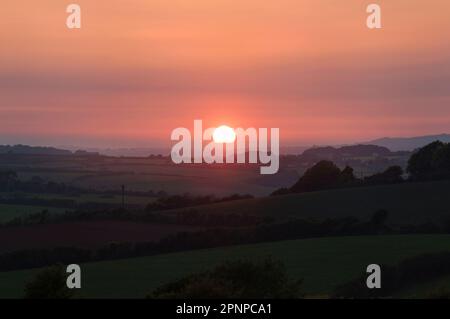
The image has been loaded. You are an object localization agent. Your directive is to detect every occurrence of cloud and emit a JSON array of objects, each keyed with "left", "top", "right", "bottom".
[{"left": 2, "top": 56, "right": 450, "bottom": 102}]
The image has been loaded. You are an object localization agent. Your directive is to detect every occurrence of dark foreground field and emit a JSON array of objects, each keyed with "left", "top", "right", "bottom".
[{"left": 1, "top": 234, "right": 450, "bottom": 298}]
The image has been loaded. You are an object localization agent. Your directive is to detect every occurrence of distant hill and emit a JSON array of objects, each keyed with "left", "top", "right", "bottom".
[
  {"left": 280, "top": 146, "right": 310, "bottom": 155},
  {"left": 64, "top": 147, "right": 169, "bottom": 157},
  {"left": 301, "top": 144, "right": 392, "bottom": 160},
  {"left": 0, "top": 144, "right": 72, "bottom": 156},
  {"left": 0, "top": 145, "right": 99, "bottom": 156},
  {"left": 367, "top": 134, "right": 450, "bottom": 151}
]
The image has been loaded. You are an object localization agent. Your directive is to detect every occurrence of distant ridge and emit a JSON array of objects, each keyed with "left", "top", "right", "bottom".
[
  {"left": 367, "top": 134, "right": 450, "bottom": 151},
  {"left": 3, "top": 133, "right": 450, "bottom": 157},
  {"left": 300, "top": 144, "right": 392, "bottom": 160},
  {"left": 0, "top": 144, "right": 98, "bottom": 156},
  {"left": 64, "top": 147, "right": 170, "bottom": 157}
]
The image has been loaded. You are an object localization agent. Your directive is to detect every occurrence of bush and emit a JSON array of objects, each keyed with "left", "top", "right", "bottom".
[
  {"left": 364, "top": 166, "right": 404, "bottom": 185},
  {"left": 333, "top": 252, "right": 450, "bottom": 298},
  {"left": 149, "top": 258, "right": 303, "bottom": 299},
  {"left": 24, "top": 265, "right": 75, "bottom": 299}
]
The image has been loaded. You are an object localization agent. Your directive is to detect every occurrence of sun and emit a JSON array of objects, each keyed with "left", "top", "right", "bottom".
[{"left": 213, "top": 125, "right": 236, "bottom": 143}]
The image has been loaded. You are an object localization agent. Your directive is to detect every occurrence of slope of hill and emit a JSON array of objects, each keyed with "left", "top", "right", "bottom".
[
  {"left": 1, "top": 234, "right": 450, "bottom": 298},
  {"left": 0, "top": 145, "right": 100, "bottom": 156},
  {"left": 0, "top": 145, "right": 72, "bottom": 155},
  {"left": 165, "top": 180, "right": 450, "bottom": 225},
  {"left": 368, "top": 134, "right": 450, "bottom": 151}
]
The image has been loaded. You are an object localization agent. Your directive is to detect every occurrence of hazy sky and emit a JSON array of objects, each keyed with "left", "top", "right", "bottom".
[{"left": 1, "top": 0, "right": 450, "bottom": 147}]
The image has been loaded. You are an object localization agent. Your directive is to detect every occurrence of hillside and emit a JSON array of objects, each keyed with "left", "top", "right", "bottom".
[
  {"left": 1, "top": 234, "right": 450, "bottom": 298},
  {"left": 165, "top": 180, "right": 450, "bottom": 225},
  {"left": 368, "top": 134, "right": 450, "bottom": 152},
  {"left": 0, "top": 145, "right": 72, "bottom": 156}
]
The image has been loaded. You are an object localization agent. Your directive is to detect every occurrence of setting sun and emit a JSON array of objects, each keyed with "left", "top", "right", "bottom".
[{"left": 213, "top": 125, "right": 236, "bottom": 143}]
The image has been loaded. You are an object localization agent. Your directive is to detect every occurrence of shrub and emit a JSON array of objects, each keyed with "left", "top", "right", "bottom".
[
  {"left": 149, "top": 258, "right": 303, "bottom": 299},
  {"left": 24, "top": 265, "right": 75, "bottom": 299}
]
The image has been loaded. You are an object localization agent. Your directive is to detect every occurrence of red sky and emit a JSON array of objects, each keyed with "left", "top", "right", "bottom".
[{"left": 1, "top": 0, "right": 450, "bottom": 147}]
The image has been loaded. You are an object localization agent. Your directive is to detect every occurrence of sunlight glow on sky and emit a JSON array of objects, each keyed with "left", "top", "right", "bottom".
[{"left": 1, "top": 0, "right": 450, "bottom": 147}]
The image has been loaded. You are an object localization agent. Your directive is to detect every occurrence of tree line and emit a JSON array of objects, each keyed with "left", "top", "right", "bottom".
[
  {"left": 4, "top": 210, "right": 450, "bottom": 272},
  {"left": 273, "top": 141, "right": 450, "bottom": 196}
]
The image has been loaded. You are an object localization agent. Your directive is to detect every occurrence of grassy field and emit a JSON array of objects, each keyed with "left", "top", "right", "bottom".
[
  {"left": 396, "top": 274, "right": 450, "bottom": 298},
  {"left": 9, "top": 155, "right": 286, "bottom": 196},
  {"left": 2, "top": 179, "right": 449, "bottom": 226},
  {"left": 0, "top": 192, "right": 157, "bottom": 223},
  {"left": 0, "top": 204, "right": 67, "bottom": 223},
  {"left": 0, "top": 221, "right": 203, "bottom": 253},
  {"left": 166, "top": 180, "right": 450, "bottom": 225},
  {"left": 1, "top": 234, "right": 450, "bottom": 298},
  {"left": 0, "top": 192, "right": 156, "bottom": 206}
]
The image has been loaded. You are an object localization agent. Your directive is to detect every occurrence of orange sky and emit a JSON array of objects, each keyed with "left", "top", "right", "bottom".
[{"left": 1, "top": 0, "right": 450, "bottom": 147}]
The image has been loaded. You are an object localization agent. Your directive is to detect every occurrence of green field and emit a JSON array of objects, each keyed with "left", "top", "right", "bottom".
[
  {"left": 1, "top": 234, "right": 450, "bottom": 298},
  {"left": 395, "top": 274, "right": 450, "bottom": 298},
  {"left": 12, "top": 156, "right": 281, "bottom": 196},
  {"left": 167, "top": 180, "right": 450, "bottom": 225},
  {"left": 0, "top": 204, "right": 67, "bottom": 223},
  {"left": 2, "top": 180, "right": 449, "bottom": 225},
  {"left": 0, "top": 192, "right": 156, "bottom": 206},
  {"left": 0, "top": 192, "right": 156, "bottom": 223}
]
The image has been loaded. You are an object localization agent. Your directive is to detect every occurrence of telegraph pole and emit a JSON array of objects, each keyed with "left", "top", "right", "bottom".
[{"left": 121, "top": 184, "right": 125, "bottom": 209}]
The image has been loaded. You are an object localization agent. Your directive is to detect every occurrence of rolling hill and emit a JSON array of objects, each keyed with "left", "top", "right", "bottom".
[
  {"left": 165, "top": 179, "right": 450, "bottom": 225},
  {"left": 1, "top": 234, "right": 450, "bottom": 298},
  {"left": 368, "top": 134, "right": 450, "bottom": 152}
]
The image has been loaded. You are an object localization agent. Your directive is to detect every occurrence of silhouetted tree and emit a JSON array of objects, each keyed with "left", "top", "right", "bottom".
[
  {"left": 364, "top": 166, "right": 404, "bottom": 185},
  {"left": 407, "top": 141, "right": 450, "bottom": 180},
  {"left": 149, "top": 258, "right": 303, "bottom": 299},
  {"left": 432, "top": 143, "right": 450, "bottom": 172},
  {"left": 290, "top": 160, "right": 342, "bottom": 193},
  {"left": 340, "top": 166, "right": 357, "bottom": 185},
  {"left": 24, "top": 265, "right": 75, "bottom": 299}
]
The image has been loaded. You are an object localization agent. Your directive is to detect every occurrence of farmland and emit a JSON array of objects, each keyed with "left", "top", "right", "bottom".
[
  {"left": 0, "top": 150, "right": 449, "bottom": 299},
  {"left": 0, "top": 192, "right": 155, "bottom": 223},
  {"left": 166, "top": 180, "right": 450, "bottom": 225},
  {"left": 1, "top": 234, "right": 450, "bottom": 298},
  {"left": 0, "top": 154, "right": 294, "bottom": 196},
  {"left": 0, "top": 153, "right": 298, "bottom": 222},
  {"left": 0, "top": 204, "right": 67, "bottom": 223},
  {"left": 0, "top": 221, "right": 202, "bottom": 253}
]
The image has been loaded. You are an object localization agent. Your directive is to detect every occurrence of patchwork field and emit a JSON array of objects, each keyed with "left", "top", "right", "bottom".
[
  {"left": 0, "top": 221, "right": 202, "bottom": 253},
  {"left": 0, "top": 193, "right": 156, "bottom": 223},
  {"left": 1, "top": 234, "right": 450, "bottom": 298},
  {"left": 2, "top": 154, "right": 294, "bottom": 196}
]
